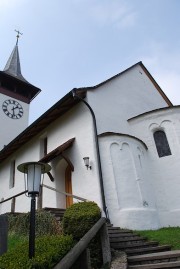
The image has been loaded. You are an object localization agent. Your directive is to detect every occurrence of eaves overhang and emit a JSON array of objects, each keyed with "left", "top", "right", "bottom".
[
  {"left": 39, "top": 138, "right": 75, "bottom": 163},
  {"left": 0, "top": 90, "right": 86, "bottom": 164},
  {"left": 0, "top": 71, "right": 41, "bottom": 103}
]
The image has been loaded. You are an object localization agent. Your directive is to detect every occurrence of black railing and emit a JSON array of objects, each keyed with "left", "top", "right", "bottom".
[{"left": 0, "top": 190, "right": 27, "bottom": 205}]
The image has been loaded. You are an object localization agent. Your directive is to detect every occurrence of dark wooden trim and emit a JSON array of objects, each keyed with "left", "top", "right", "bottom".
[
  {"left": 61, "top": 153, "right": 74, "bottom": 171},
  {"left": 0, "top": 90, "right": 84, "bottom": 164},
  {"left": 47, "top": 172, "right": 54, "bottom": 182},
  {"left": 0, "top": 86, "right": 30, "bottom": 104},
  {"left": 65, "top": 166, "right": 73, "bottom": 208},
  {"left": 39, "top": 138, "right": 75, "bottom": 164},
  {"left": 140, "top": 63, "right": 173, "bottom": 107}
]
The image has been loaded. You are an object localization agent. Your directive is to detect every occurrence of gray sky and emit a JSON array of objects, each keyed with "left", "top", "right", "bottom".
[{"left": 0, "top": 0, "right": 180, "bottom": 124}]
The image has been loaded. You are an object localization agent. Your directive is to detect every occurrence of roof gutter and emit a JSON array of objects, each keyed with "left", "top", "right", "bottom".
[{"left": 72, "top": 89, "right": 108, "bottom": 219}]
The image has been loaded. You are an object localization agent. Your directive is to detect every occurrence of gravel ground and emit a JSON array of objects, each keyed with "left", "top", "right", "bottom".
[{"left": 110, "top": 251, "right": 127, "bottom": 269}]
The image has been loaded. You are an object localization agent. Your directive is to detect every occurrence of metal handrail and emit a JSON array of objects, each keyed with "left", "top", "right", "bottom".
[
  {"left": 0, "top": 184, "right": 88, "bottom": 206},
  {"left": 0, "top": 190, "right": 27, "bottom": 204},
  {"left": 42, "top": 184, "right": 88, "bottom": 202}
]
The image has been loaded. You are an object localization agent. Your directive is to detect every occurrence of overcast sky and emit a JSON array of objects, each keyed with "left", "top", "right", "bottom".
[{"left": 0, "top": 0, "right": 180, "bottom": 124}]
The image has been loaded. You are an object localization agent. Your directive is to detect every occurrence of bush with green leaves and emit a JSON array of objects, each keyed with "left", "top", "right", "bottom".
[
  {"left": 0, "top": 235, "right": 74, "bottom": 269},
  {"left": 63, "top": 201, "right": 101, "bottom": 239},
  {"left": 8, "top": 210, "right": 62, "bottom": 237},
  {"left": 62, "top": 201, "right": 102, "bottom": 269}
]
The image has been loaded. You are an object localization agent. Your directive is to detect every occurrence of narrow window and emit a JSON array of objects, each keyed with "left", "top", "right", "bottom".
[
  {"left": 9, "top": 160, "right": 15, "bottom": 188},
  {"left": 40, "top": 137, "right": 48, "bottom": 158},
  {"left": 43, "top": 137, "right": 48, "bottom": 156},
  {"left": 154, "top": 130, "right": 171, "bottom": 158}
]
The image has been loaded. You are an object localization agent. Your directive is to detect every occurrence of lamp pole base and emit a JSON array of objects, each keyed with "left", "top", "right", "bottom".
[{"left": 29, "top": 194, "right": 36, "bottom": 259}]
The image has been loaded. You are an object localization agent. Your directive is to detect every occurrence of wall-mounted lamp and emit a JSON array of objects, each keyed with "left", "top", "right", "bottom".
[
  {"left": 17, "top": 162, "right": 51, "bottom": 259},
  {"left": 83, "top": 157, "right": 92, "bottom": 170}
]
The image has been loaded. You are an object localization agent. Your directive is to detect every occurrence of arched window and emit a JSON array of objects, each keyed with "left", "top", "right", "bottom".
[{"left": 153, "top": 130, "right": 171, "bottom": 158}]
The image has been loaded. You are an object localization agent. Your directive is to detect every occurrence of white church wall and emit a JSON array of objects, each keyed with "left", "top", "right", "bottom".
[
  {"left": 86, "top": 64, "right": 168, "bottom": 135},
  {"left": 128, "top": 106, "right": 180, "bottom": 227},
  {"left": 43, "top": 103, "right": 103, "bottom": 209},
  {"left": 0, "top": 138, "right": 41, "bottom": 214},
  {"left": 0, "top": 103, "right": 103, "bottom": 214},
  {"left": 99, "top": 133, "right": 159, "bottom": 230}
]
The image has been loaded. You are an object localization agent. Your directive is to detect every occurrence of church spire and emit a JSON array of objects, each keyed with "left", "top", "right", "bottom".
[{"left": 3, "top": 30, "right": 28, "bottom": 83}]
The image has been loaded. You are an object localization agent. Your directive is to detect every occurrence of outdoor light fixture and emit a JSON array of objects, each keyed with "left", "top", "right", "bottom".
[
  {"left": 83, "top": 157, "right": 92, "bottom": 170},
  {"left": 17, "top": 162, "right": 51, "bottom": 259}
]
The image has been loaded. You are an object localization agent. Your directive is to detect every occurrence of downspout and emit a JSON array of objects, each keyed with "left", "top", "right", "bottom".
[{"left": 72, "top": 89, "right": 108, "bottom": 219}]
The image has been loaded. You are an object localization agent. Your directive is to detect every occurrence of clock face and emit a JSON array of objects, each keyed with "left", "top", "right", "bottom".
[{"left": 2, "top": 99, "right": 23, "bottom": 119}]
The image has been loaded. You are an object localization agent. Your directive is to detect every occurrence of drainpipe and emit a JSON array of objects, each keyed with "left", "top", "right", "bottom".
[{"left": 72, "top": 89, "right": 108, "bottom": 219}]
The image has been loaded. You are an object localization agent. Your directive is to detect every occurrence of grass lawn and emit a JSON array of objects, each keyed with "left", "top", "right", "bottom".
[{"left": 137, "top": 227, "right": 180, "bottom": 250}]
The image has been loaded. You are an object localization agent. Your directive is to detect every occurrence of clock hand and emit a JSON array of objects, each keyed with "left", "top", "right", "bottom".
[
  {"left": 11, "top": 106, "right": 19, "bottom": 116},
  {"left": 12, "top": 106, "right": 19, "bottom": 110}
]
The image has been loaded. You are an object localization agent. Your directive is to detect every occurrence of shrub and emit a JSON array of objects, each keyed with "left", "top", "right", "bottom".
[
  {"left": 62, "top": 201, "right": 102, "bottom": 269},
  {"left": 0, "top": 235, "right": 74, "bottom": 269},
  {"left": 63, "top": 201, "right": 101, "bottom": 239},
  {"left": 8, "top": 210, "right": 62, "bottom": 237}
]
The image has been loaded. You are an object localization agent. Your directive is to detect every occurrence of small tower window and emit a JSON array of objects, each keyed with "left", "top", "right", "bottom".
[
  {"left": 9, "top": 160, "right": 16, "bottom": 188},
  {"left": 153, "top": 130, "right": 171, "bottom": 158}
]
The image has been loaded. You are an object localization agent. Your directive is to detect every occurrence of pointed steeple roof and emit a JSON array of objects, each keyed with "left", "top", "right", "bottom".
[
  {"left": 0, "top": 36, "right": 41, "bottom": 103},
  {"left": 3, "top": 44, "right": 28, "bottom": 83}
]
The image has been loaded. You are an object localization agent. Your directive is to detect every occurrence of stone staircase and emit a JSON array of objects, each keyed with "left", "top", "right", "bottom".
[
  {"left": 107, "top": 225, "right": 180, "bottom": 269},
  {"left": 43, "top": 207, "right": 66, "bottom": 222}
]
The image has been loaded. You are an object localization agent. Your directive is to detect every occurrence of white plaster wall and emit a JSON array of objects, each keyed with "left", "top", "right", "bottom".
[
  {"left": 99, "top": 134, "right": 159, "bottom": 230},
  {"left": 0, "top": 103, "right": 103, "bottom": 214},
  {"left": 0, "top": 93, "right": 29, "bottom": 150},
  {"left": 128, "top": 106, "right": 180, "bottom": 227},
  {"left": 43, "top": 103, "right": 103, "bottom": 209},
  {"left": 86, "top": 65, "right": 168, "bottom": 135}
]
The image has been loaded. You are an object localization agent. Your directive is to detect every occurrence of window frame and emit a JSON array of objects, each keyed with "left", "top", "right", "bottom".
[{"left": 153, "top": 129, "right": 171, "bottom": 158}]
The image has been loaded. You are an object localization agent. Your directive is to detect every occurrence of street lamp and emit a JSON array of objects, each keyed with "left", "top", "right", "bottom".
[{"left": 17, "top": 162, "right": 51, "bottom": 259}]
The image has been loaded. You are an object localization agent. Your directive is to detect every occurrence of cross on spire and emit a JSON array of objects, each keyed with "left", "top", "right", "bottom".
[{"left": 15, "top": 30, "right": 23, "bottom": 45}]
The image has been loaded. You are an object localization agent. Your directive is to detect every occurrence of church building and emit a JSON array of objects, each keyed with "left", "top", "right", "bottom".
[{"left": 0, "top": 39, "right": 180, "bottom": 230}]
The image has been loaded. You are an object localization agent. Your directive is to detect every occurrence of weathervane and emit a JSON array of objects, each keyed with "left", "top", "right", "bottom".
[{"left": 15, "top": 29, "right": 23, "bottom": 45}]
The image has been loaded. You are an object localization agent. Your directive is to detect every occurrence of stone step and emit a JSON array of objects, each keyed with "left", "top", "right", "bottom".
[
  {"left": 109, "top": 232, "right": 139, "bottom": 238},
  {"left": 111, "top": 241, "right": 159, "bottom": 250},
  {"left": 128, "top": 260, "right": 180, "bottom": 268},
  {"left": 44, "top": 207, "right": 66, "bottom": 213},
  {"left": 126, "top": 245, "right": 172, "bottom": 256},
  {"left": 43, "top": 207, "right": 66, "bottom": 221},
  {"left": 108, "top": 228, "right": 132, "bottom": 234},
  {"left": 110, "top": 236, "right": 147, "bottom": 243},
  {"left": 128, "top": 250, "right": 180, "bottom": 266}
]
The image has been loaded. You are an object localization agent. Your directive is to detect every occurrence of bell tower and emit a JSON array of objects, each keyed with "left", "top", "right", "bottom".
[{"left": 0, "top": 33, "right": 41, "bottom": 150}]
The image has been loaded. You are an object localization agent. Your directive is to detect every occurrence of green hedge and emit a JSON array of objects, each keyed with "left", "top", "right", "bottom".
[
  {"left": 62, "top": 201, "right": 102, "bottom": 269},
  {"left": 63, "top": 201, "right": 101, "bottom": 239},
  {"left": 0, "top": 235, "right": 74, "bottom": 269},
  {"left": 8, "top": 210, "right": 62, "bottom": 237}
]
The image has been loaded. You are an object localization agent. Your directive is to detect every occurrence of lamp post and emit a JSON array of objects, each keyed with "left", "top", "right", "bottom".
[{"left": 17, "top": 162, "right": 51, "bottom": 259}]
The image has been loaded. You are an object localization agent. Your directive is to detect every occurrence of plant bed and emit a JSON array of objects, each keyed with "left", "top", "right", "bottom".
[{"left": 0, "top": 235, "right": 74, "bottom": 269}]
